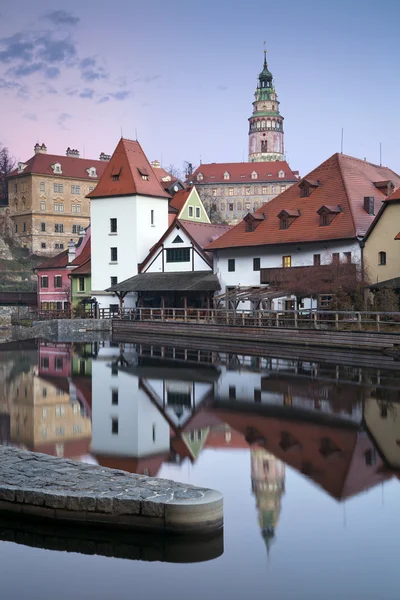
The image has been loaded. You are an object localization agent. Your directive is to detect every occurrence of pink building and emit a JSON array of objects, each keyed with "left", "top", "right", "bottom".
[{"left": 35, "top": 228, "right": 90, "bottom": 311}]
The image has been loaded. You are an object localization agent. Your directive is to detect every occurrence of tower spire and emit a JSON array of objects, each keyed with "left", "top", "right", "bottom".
[{"left": 248, "top": 48, "right": 285, "bottom": 162}]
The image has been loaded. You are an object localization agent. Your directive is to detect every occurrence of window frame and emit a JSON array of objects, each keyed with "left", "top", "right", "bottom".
[
  {"left": 378, "top": 251, "right": 386, "bottom": 266},
  {"left": 253, "top": 257, "right": 261, "bottom": 271},
  {"left": 228, "top": 258, "right": 235, "bottom": 272},
  {"left": 282, "top": 255, "right": 291, "bottom": 268},
  {"left": 110, "top": 247, "right": 118, "bottom": 262},
  {"left": 166, "top": 247, "right": 191, "bottom": 263}
]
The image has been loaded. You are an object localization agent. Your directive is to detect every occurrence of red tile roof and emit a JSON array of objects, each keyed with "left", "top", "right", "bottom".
[
  {"left": 8, "top": 153, "right": 107, "bottom": 180},
  {"left": 192, "top": 160, "right": 298, "bottom": 184},
  {"left": 386, "top": 186, "right": 400, "bottom": 202},
  {"left": 180, "top": 220, "right": 232, "bottom": 248},
  {"left": 36, "top": 249, "right": 69, "bottom": 270},
  {"left": 153, "top": 166, "right": 177, "bottom": 183},
  {"left": 87, "top": 138, "right": 170, "bottom": 200},
  {"left": 206, "top": 153, "right": 400, "bottom": 250},
  {"left": 70, "top": 237, "right": 90, "bottom": 266},
  {"left": 70, "top": 258, "right": 91, "bottom": 275},
  {"left": 36, "top": 234, "right": 90, "bottom": 271},
  {"left": 170, "top": 189, "right": 190, "bottom": 212}
]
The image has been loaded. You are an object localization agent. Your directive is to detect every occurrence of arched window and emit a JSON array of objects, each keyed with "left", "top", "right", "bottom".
[
  {"left": 262, "top": 121, "right": 266, "bottom": 129},
  {"left": 267, "top": 120, "right": 271, "bottom": 129},
  {"left": 224, "top": 171, "right": 230, "bottom": 180},
  {"left": 379, "top": 251, "right": 386, "bottom": 265}
]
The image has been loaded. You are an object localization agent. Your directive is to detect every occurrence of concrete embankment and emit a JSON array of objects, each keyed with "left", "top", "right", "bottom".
[{"left": 0, "top": 447, "right": 223, "bottom": 535}]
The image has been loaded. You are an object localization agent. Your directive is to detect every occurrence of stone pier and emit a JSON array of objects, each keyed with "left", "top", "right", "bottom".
[{"left": 0, "top": 447, "right": 223, "bottom": 535}]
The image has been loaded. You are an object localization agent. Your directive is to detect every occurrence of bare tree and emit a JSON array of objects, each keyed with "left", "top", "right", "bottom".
[
  {"left": 165, "top": 164, "right": 183, "bottom": 180},
  {"left": 0, "top": 144, "right": 16, "bottom": 204}
]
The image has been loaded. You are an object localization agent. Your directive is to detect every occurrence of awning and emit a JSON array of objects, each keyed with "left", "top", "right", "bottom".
[
  {"left": 106, "top": 270, "right": 220, "bottom": 293},
  {"left": 369, "top": 278, "right": 400, "bottom": 290}
]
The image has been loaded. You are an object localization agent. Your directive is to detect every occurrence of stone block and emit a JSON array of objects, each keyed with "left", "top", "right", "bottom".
[
  {"left": 113, "top": 497, "right": 141, "bottom": 515},
  {"left": 21, "top": 505, "right": 55, "bottom": 519},
  {"left": 0, "top": 486, "right": 15, "bottom": 502},
  {"left": 65, "top": 495, "right": 81, "bottom": 511},
  {"left": 141, "top": 499, "right": 165, "bottom": 518},
  {"left": 23, "top": 490, "right": 45, "bottom": 506},
  {"left": 44, "top": 492, "right": 67, "bottom": 509},
  {"left": 0, "top": 499, "right": 21, "bottom": 514},
  {"left": 117, "top": 514, "right": 165, "bottom": 531},
  {"left": 79, "top": 495, "right": 97, "bottom": 511},
  {"left": 95, "top": 496, "right": 113, "bottom": 513}
]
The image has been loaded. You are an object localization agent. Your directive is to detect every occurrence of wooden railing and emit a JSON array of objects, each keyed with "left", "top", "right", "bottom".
[{"left": 107, "top": 307, "right": 400, "bottom": 333}]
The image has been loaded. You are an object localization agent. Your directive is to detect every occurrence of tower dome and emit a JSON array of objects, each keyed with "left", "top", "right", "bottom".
[{"left": 248, "top": 49, "right": 285, "bottom": 162}]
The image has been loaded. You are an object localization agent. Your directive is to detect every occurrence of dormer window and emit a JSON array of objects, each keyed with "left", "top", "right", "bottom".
[
  {"left": 251, "top": 171, "right": 258, "bottom": 180},
  {"left": 112, "top": 167, "right": 121, "bottom": 182},
  {"left": 374, "top": 180, "right": 395, "bottom": 197},
  {"left": 138, "top": 167, "right": 149, "bottom": 181},
  {"left": 277, "top": 209, "right": 299, "bottom": 229},
  {"left": 278, "top": 170, "right": 285, "bottom": 178},
  {"left": 317, "top": 205, "right": 342, "bottom": 226},
  {"left": 197, "top": 172, "right": 204, "bottom": 181},
  {"left": 18, "top": 162, "right": 27, "bottom": 173},
  {"left": 244, "top": 212, "right": 264, "bottom": 232},
  {"left": 223, "top": 171, "right": 230, "bottom": 180},
  {"left": 51, "top": 163, "right": 62, "bottom": 174},
  {"left": 86, "top": 166, "right": 97, "bottom": 178},
  {"left": 299, "top": 178, "right": 320, "bottom": 197}
]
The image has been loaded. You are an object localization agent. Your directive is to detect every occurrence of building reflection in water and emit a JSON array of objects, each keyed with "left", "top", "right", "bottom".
[{"left": 2, "top": 339, "right": 400, "bottom": 553}]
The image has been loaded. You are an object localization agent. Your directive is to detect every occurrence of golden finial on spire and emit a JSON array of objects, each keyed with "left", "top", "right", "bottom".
[{"left": 263, "top": 41, "right": 267, "bottom": 65}]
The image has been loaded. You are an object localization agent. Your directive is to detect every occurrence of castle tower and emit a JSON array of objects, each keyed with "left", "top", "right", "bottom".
[
  {"left": 251, "top": 448, "right": 285, "bottom": 554},
  {"left": 248, "top": 50, "right": 285, "bottom": 162}
]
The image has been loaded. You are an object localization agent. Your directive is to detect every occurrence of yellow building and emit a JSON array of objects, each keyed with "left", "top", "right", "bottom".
[
  {"left": 7, "top": 144, "right": 109, "bottom": 256},
  {"left": 363, "top": 187, "right": 400, "bottom": 285}
]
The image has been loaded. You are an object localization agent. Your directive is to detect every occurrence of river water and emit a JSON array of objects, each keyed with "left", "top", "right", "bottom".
[{"left": 0, "top": 339, "right": 399, "bottom": 600}]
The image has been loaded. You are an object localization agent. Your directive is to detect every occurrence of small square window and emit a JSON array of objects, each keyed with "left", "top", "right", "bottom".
[
  {"left": 110, "top": 276, "right": 118, "bottom": 286},
  {"left": 282, "top": 255, "right": 291, "bottom": 268},
  {"left": 313, "top": 254, "right": 321, "bottom": 266}
]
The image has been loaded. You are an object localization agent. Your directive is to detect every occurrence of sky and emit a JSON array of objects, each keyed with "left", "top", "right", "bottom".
[{"left": 1, "top": 0, "right": 399, "bottom": 177}]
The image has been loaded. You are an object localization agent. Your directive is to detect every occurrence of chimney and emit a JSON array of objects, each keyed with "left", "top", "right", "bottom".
[
  {"left": 35, "top": 143, "right": 47, "bottom": 155},
  {"left": 66, "top": 148, "right": 80, "bottom": 158},
  {"left": 364, "top": 196, "right": 374, "bottom": 215},
  {"left": 99, "top": 152, "right": 111, "bottom": 161},
  {"left": 151, "top": 160, "right": 161, "bottom": 169},
  {"left": 67, "top": 239, "right": 76, "bottom": 263}
]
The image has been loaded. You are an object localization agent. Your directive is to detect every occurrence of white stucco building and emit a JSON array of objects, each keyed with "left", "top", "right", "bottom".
[
  {"left": 207, "top": 153, "right": 400, "bottom": 310},
  {"left": 88, "top": 138, "right": 170, "bottom": 309}
]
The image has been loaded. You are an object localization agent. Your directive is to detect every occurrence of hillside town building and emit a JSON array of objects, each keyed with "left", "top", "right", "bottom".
[
  {"left": 35, "top": 227, "right": 91, "bottom": 311},
  {"left": 191, "top": 52, "right": 299, "bottom": 224},
  {"left": 7, "top": 144, "right": 108, "bottom": 256},
  {"left": 206, "top": 153, "right": 400, "bottom": 310}
]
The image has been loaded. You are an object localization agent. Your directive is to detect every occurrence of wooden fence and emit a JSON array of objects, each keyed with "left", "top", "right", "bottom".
[{"left": 108, "top": 307, "right": 400, "bottom": 334}]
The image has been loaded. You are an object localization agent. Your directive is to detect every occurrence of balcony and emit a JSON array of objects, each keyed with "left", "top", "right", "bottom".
[{"left": 260, "top": 263, "right": 358, "bottom": 293}]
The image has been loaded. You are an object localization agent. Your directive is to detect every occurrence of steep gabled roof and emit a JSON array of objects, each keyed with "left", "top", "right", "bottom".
[
  {"left": 206, "top": 153, "right": 400, "bottom": 251},
  {"left": 69, "top": 258, "right": 91, "bottom": 276},
  {"left": 192, "top": 160, "right": 297, "bottom": 184},
  {"left": 139, "top": 219, "right": 231, "bottom": 273},
  {"left": 87, "top": 138, "right": 170, "bottom": 200},
  {"left": 170, "top": 189, "right": 190, "bottom": 212},
  {"left": 8, "top": 154, "right": 107, "bottom": 180},
  {"left": 36, "top": 249, "right": 69, "bottom": 270}
]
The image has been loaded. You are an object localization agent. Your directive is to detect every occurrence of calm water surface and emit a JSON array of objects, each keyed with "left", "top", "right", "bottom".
[{"left": 0, "top": 339, "right": 399, "bottom": 600}]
